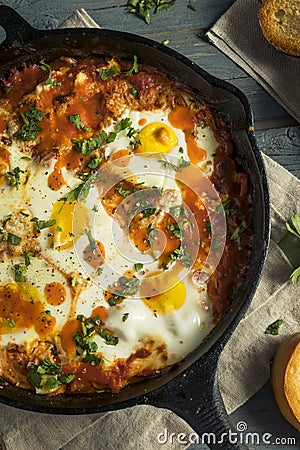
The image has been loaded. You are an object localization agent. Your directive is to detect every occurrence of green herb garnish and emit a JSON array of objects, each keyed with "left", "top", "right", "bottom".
[
  {"left": 13, "top": 107, "right": 45, "bottom": 141},
  {"left": 14, "top": 264, "right": 27, "bottom": 282},
  {"left": 115, "top": 186, "right": 131, "bottom": 197},
  {"left": 99, "top": 65, "right": 120, "bottom": 81},
  {"left": 265, "top": 319, "right": 284, "bottom": 336},
  {"left": 73, "top": 131, "right": 107, "bottom": 156},
  {"left": 134, "top": 263, "right": 143, "bottom": 272},
  {"left": 122, "top": 313, "right": 129, "bottom": 322},
  {"left": 7, "top": 233, "right": 22, "bottom": 246},
  {"left": 68, "top": 114, "right": 91, "bottom": 132},
  {"left": 6, "top": 167, "right": 24, "bottom": 189},
  {"left": 59, "top": 181, "right": 91, "bottom": 203},
  {"left": 38, "top": 59, "right": 61, "bottom": 86},
  {"left": 30, "top": 217, "right": 56, "bottom": 232},
  {"left": 230, "top": 220, "right": 248, "bottom": 250},
  {"left": 126, "top": 0, "right": 177, "bottom": 24},
  {"left": 170, "top": 245, "right": 191, "bottom": 267}
]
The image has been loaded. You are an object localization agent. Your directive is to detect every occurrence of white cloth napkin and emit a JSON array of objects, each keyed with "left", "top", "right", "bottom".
[
  {"left": 206, "top": 0, "right": 300, "bottom": 123},
  {"left": 0, "top": 9, "right": 300, "bottom": 450}
]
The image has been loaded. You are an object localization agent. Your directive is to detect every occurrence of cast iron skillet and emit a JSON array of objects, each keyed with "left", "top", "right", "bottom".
[{"left": 0, "top": 6, "right": 270, "bottom": 450}]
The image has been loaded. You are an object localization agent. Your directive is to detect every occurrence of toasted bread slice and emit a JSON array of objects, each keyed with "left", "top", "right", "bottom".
[
  {"left": 271, "top": 333, "right": 300, "bottom": 431},
  {"left": 259, "top": 0, "right": 300, "bottom": 56}
]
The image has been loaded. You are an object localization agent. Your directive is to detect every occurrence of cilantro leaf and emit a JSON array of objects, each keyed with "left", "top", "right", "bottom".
[
  {"left": 13, "top": 107, "right": 45, "bottom": 141},
  {"left": 6, "top": 167, "right": 24, "bottom": 189},
  {"left": 115, "top": 186, "right": 131, "bottom": 197},
  {"left": 286, "top": 213, "right": 300, "bottom": 239},
  {"left": 230, "top": 220, "right": 248, "bottom": 250},
  {"left": 265, "top": 319, "right": 284, "bottom": 336},
  {"left": 68, "top": 114, "right": 91, "bottom": 132},
  {"left": 30, "top": 217, "right": 56, "bottom": 232},
  {"left": 291, "top": 266, "right": 300, "bottom": 284},
  {"left": 99, "top": 65, "right": 120, "bottom": 81},
  {"left": 14, "top": 264, "right": 27, "bottom": 282},
  {"left": 72, "top": 131, "right": 107, "bottom": 156},
  {"left": 59, "top": 181, "right": 91, "bottom": 203},
  {"left": 96, "top": 328, "right": 119, "bottom": 346}
]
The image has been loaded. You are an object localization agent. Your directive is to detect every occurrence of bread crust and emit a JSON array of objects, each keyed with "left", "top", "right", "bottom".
[{"left": 259, "top": 0, "right": 300, "bottom": 57}]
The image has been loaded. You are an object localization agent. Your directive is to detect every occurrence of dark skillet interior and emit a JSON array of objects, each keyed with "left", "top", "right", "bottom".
[{"left": 0, "top": 25, "right": 270, "bottom": 413}]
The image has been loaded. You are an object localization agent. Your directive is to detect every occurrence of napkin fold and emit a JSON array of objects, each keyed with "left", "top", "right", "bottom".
[
  {"left": 206, "top": 0, "right": 300, "bottom": 123},
  {"left": 0, "top": 9, "right": 300, "bottom": 450}
]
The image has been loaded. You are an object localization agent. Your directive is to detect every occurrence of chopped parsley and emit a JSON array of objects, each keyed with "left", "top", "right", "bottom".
[
  {"left": 170, "top": 245, "right": 191, "bottom": 266},
  {"left": 96, "top": 328, "right": 119, "bottom": 346},
  {"left": 73, "top": 131, "right": 107, "bottom": 156},
  {"left": 122, "top": 313, "right": 129, "bottom": 322},
  {"left": 115, "top": 186, "right": 131, "bottom": 197},
  {"left": 148, "top": 229, "right": 157, "bottom": 249},
  {"left": 30, "top": 217, "right": 56, "bottom": 232},
  {"left": 59, "top": 181, "right": 91, "bottom": 203},
  {"left": 5, "top": 233, "right": 22, "bottom": 246},
  {"left": 3, "top": 85, "right": 13, "bottom": 94},
  {"left": 74, "top": 315, "right": 118, "bottom": 364},
  {"left": 159, "top": 154, "right": 178, "bottom": 172},
  {"left": 84, "top": 228, "right": 97, "bottom": 252},
  {"left": 99, "top": 65, "right": 120, "bottom": 81},
  {"left": 168, "top": 220, "right": 188, "bottom": 238},
  {"left": 27, "top": 359, "right": 74, "bottom": 390},
  {"left": 125, "top": 55, "right": 139, "bottom": 75},
  {"left": 142, "top": 207, "right": 156, "bottom": 218},
  {"left": 118, "top": 276, "right": 140, "bottom": 295},
  {"left": 99, "top": 55, "right": 138, "bottom": 80},
  {"left": 13, "top": 264, "right": 27, "bottom": 282},
  {"left": 96, "top": 267, "right": 103, "bottom": 276},
  {"left": 24, "top": 251, "right": 34, "bottom": 267},
  {"left": 169, "top": 205, "right": 189, "bottom": 219},
  {"left": 265, "top": 319, "right": 284, "bottom": 336},
  {"left": 131, "top": 86, "right": 139, "bottom": 97},
  {"left": 230, "top": 220, "right": 248, "bottom": 250},
  {"left": 68, "top": 114, "right": 91, "bottom": 132},
  {"left": 116, "top": 117, "right": 132, "bottom": 132},
  {"left": 126, "top": 0, "right": 177, "bottom": 24},
  {"left": 87, "top": 156, "right": 103, "bottom": 169},
  {"left": 13, "top": 107, "right": 45, "bottom": 141},
  {"left": 6, "top": 167, "right": 24, "bottom": 189},
  {"left": 38, "top": 59, "right": 61, "bottom": 86},
  {"left": 134, "top": 263, "right": 143, "bottom": 272},
  {"left": 2, "top": 214, "right": 12, "bottom": 226},
  {"left": 216, "top": 198, "right": 241, "bottom": 216},
  {"left": 8, "top": 319, "right": 16, "bottom": 328}
]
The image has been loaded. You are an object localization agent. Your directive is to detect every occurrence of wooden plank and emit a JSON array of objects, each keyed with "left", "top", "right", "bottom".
[
  {"left": 188, "top": 382, "right": 299, "bottom": 450},
  {"left": 0, "top": 0, "right": 236, "bottom": 33},
  {"left": 256, "top": 126, "right": 300, "bottom": 179}
]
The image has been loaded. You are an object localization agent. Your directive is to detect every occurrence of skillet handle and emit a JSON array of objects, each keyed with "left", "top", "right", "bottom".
[
  {"left": 0, "top": 6, "right": 37, "bottom": 48},
  {"left": 144, "top": 341, "right": 249, "bottom": 450}
]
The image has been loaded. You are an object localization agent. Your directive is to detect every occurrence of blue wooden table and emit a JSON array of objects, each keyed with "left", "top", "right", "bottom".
[{"left": 0, "top": 1, "right": 299, "bottom": 449}]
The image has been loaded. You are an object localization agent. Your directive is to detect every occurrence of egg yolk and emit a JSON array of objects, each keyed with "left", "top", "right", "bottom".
[
  {"left": 136, "top": 122, "right": 178, "bottom": 154},
  {"left": 50, "top": 200, "right": 90, "bottom": 250},
  {"left": 141, "top": 274, "right": 186, "bottom": 314},
  {"left": 50, "top": 200, "right": 76, "bottom": 250},
  {"left": 0, "top": 283, "right": 56, "bottom": 337}
]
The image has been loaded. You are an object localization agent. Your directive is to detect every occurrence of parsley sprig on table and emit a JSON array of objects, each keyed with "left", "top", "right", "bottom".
[
  {"left": 126, "top": 0, "right": 177, "bottom": 24},
  {"left": 286, "top": 213, "right": 300, "bottom": 284}
]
